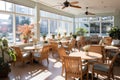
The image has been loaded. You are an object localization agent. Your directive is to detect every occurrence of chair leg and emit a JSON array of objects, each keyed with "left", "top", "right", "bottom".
[
  {"left": 47, "top": 58, "right": 49, "bottom": 65},
  {"left": 86, "top": 72, "right": 88, "bottom": 80},
  {"left": 65, "top": 73, "right": 67, "bottom": 80},
  {"left": 62, "top": 64, "right": 64, "bottom": 76},
  {"left": 108, "top": 74, "right": 110, "bottom": 80},
  {"left": 112, "top": 72, "right": 114, "bottom": 80}
]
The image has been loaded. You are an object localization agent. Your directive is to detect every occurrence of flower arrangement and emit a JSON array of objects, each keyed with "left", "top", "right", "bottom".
[
  {"left": 83, "top": 45, "right": 90, "bottom": 52},
  {"left": 18, "top": 24, "right": 34, "bottom": 43}
]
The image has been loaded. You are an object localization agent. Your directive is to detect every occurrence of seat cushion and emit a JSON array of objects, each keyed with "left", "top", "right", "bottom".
[
  {"left": 22, "top": 52, "right": 30, "bottom": 58},
  {"left": 82, "top": 65, "right": 88, "bottom": 72},
  {"left": 33, "top": 52, "right": 41, "bottom": 57},
  {"left": 94, "top": 63, "right": 110, "bottom": 72}
]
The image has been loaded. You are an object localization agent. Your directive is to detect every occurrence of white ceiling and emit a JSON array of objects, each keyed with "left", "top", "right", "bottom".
[{"left": 32, "top": 0, "right": 120, "bottom": 16}]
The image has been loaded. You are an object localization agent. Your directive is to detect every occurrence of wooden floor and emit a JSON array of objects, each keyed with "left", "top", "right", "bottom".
[{"left": 1, "top": 51, "right": 120, "bottom": 80}]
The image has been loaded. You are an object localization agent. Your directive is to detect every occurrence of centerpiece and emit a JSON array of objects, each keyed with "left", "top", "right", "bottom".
[
  {"left": 18, "top": 24, "right": 34, "bottom": 43},
  {"left": 83, "top": 45, "right": 90, "bottom": 55}
]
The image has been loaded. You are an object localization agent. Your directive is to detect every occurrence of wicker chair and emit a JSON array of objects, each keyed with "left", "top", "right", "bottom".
[
  {"left": 63, "top": 39, "right": 76, "bottom": 54},
  {"left": 12, "top": 46, "right": 31, "bottom": 66},
  {"left": 63, "top": 56, "right": 88, "bottom": 80},
  {"left": 32, "top": 45, "right": 50, "bottom": 65},
  {"left": 58, "top": 47, "right": 67, "bottom": 76},
  {"left": 88, "top": 45, "right": 105, "bottom": 63},
  {"left": 103, "top": 37, "right": 112, "bottom": 45},
  {"left": 77, "top": 36, "right": 86, "bottom": 51},
  {"left": 92, "top": 50, "right": 119, "bottom": 80},
  {"left": 50, "top": 42, "right": 59, "bottom": 57}
]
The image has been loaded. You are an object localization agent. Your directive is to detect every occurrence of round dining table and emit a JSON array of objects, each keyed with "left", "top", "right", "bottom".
[{"left": 69, "top": 51, "right": 102, "bottom": 60}]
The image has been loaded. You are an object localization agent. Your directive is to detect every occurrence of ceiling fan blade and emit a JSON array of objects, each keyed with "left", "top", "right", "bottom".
[
  {"left": 88, "top": 12, "right": 95, "bottom": 15},
  {"left": 70, "top": 1, "right": 79, "bottom": 4},
  {"left": 70, "top": 5, "right": 81, "bottom": 8},
  {"left": 62, "top": 6, "right": 66, "bottom": 9}
]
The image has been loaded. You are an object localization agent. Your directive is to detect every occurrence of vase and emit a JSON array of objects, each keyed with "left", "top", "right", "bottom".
[
  {"left": 85, "top": 50, "right": 89, "bottom": 56},
  {"left": 23, "top": 39, "right": 28, "bottom": 43}
]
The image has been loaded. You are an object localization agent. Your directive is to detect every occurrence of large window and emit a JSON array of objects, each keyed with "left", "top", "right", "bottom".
[
  {"left": 40, "top": 10, "right": 73, "bottom": 38},
  {"left": 75, "top": 16, "right": 114, "bottom": 36},
  {"left": 0, "top": 14, "right": 13, "bottom": 43},
  {"left": 0, "top": 1, "right": 34, "bottom": 44}
]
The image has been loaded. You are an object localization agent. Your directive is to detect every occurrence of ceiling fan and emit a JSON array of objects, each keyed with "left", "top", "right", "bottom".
[
  {"left": 85, "top": 7, "right": 95, "bottom": 15},
  {"left": 59, "top": 0, "right": 81, "bottom": 9}
]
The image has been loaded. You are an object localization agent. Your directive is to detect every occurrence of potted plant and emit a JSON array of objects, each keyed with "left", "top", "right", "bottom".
[
  {"left": 52, "top": 34, "right": 55, "bottom": 39},
  {"left": 0, "top": 38, "right": 16, "bottom": 78},
  {"left": 108, "top": 27, "right": 120, "bottom": 45},
  {"left": 42, "top": 34, "right": 46, "bottom": 41},
  {"left": 76, "top": 27, "right": 88, "bottom": 36}
]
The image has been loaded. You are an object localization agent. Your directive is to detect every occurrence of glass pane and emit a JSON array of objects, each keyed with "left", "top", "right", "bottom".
[
  {"left": 50, "top": 20, "right": 57, "bottom": 35},
  {"left": 90, "top": 22, "right": 100, "bottom": 35},
  {"left": 79, "top": 23, "right": 89, "bottom": 34},
  {"left": 6, "top": 2, "right": 13, "bottom": 11},
  {"left": 28, "top": 8, "right": 34, "bottom": 15},
  {"left": 79, "top": 17, "right": 88, "bottom": 22},
  {"left": 0, "top": 1, "right": 5, "bottom": 10},
  {"left": 57, "top": 21, "right": 67, "bottom": 36},
  {"left": 89, "top": 17, "right": 100, "bottom": 21},
  {"left": 101, "top": 22, "right": 113, "bottom": 36},
  {"left": 15, "top": 4, "right": 28, "bottom": 14},
  {"left": 40, "top": 18, "right": 48, "bottom": 36},
  {"left": 0, "top": 14, "right": 13, "bottom": 43},
  {"left": 101, "top": 16, "right": 114, "bottom": 21},
  {"left": 40, "top": 10, "right": 47, "bottom": 17},
  {"left": 15, "top": 16, "right": 33, "bottom": 42}
]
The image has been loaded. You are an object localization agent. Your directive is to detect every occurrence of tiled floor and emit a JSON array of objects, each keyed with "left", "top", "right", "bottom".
[{"left": 1, "top": 51, "right": 120, "bottom": 80}]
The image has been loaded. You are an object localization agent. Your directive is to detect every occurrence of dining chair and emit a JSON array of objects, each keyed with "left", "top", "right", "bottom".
[
  {"left": 103, "top": 37, "right": 112, "bottom": 45},
  {"left": 50, "top": 42, "right": 59, "bottom": 57},
  {"left": 32, "top": 45, "right": 50, "bottom": 65},
  {"left": 92, "top": 50, "right": 120, "bottom": 80},
  {"left": 63, "top": 56, "right": 88, "bottom": 80},
  {"left": 63, "top": 39, "right": 76, "bottom": 54},
  {"left": 12, "top": 46, "right": 31, "bottom": 66},
  {"left": 57, "top": 47, "right": 68, "bottom": 76},
  {"left": 88, "top": 45, "right": 105, "bottom": 63},
  {"left": 77, "top": 36, "right": 86, "bottom": 51}
]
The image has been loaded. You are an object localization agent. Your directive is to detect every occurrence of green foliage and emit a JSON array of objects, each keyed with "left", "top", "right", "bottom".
[
  {"left": 0, "top": 38, "right": 16, "bottom": 76},
  {"left": 108, "top": 27, "right": 120, "bottom": 39},
  {"left": 76, "top": 27, "right": 88, "bottom": 36}
]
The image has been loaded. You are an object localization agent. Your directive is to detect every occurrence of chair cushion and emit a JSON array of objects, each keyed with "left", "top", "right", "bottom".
[
  {"left": 94, "top": 63, "right": 110, "bottom": 72},
  {"left": 33, "top": 52, "right": 41, "bottom": 57},
  {"left": 22, "top": 52, "right": 30, "bottom": 58},
  {"left": 82, "top": 65, "right": 88, "bottom": 72}
]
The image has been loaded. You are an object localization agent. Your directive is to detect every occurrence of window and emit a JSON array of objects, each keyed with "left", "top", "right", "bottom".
[
  {"left": 40, "top": 18, "right": 48, "bottom": 36},
  {"left": 90, "top": 22, "right": 100, "bottom": 34},
  {"left": 76, "top": 16, "right": 114, "bottom": 36},
  {"left": 50, "top": 20, "right": 57, "bottom": 35},
  {"left": 15, "top": 16, "right": 33, "bottom": 42},
  {"left": 40, "top": 10, "right": 73, "bottom": 37},
  {"left": 0, "top": 14, "right": 13, "bottom": 43}
]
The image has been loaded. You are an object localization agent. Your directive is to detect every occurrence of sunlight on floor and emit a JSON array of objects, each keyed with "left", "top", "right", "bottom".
[
  {"left": 53, "top": 62, "right": 62, "bottom": 68},
  {"left": 29, "top": 70, "right": 52, "bottom": 80},
  {"left": 49, "top": 58, "right": 57, "bottom": 62},
  {"left": 52, "top": 75, "right": 65, "bottom": 80}
]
